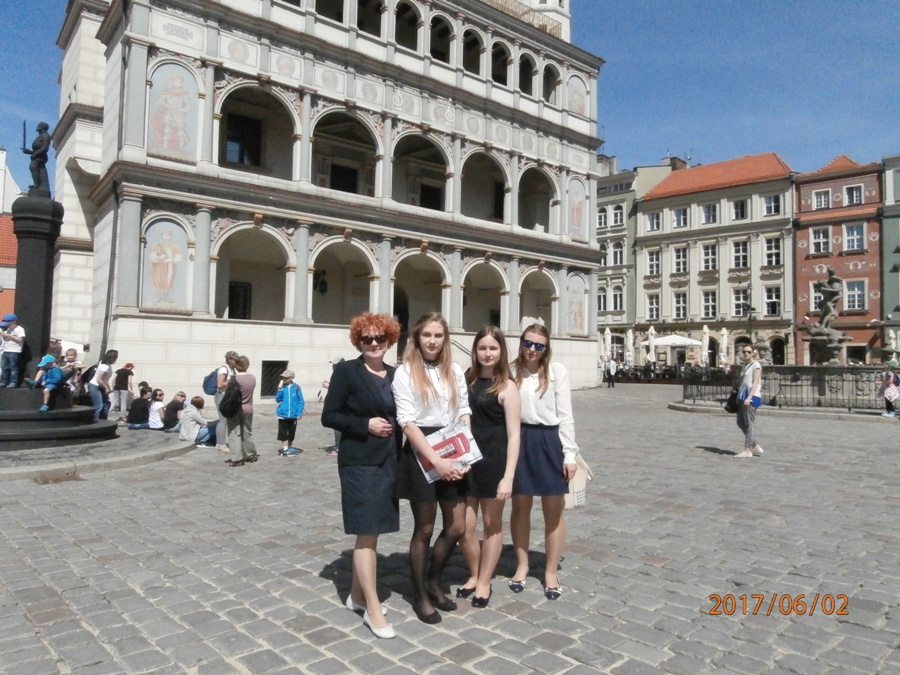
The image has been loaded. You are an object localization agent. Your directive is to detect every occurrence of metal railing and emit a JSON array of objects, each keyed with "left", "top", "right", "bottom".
[
  {"left": 682, "top": 366, "right": 884, "bottom": 412},
  {"left": 480, "top": 0, "right": 563, "bottom": 37}
]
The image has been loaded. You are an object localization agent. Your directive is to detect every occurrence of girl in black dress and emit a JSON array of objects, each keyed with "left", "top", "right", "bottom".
[{"left": 457, "top": 326, "right": 520, "bottom": 608}]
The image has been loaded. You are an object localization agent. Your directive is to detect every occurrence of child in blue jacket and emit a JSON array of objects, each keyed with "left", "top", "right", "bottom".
[
  {"left": 28, "top": 354, "right": 64, "bottom": 411},
  {"left": 275, "top": 369, "right": 305, "bottom": 455}
]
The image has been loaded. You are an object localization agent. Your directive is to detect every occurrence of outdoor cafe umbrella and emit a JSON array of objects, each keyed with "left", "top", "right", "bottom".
[
  {"left": 719, "top": 326, "right": 729, "bottom": 365},
  {"left": 604, "top": 327, "right": 612, "bottom": 359},
  {"left": 647, "top": 325, "right": 656, "bottom": 364},
  {"left": 625, "top": 328, "right": 634, "bottom": 365},
  {"left": 701, "top": 325, "right": 710, "bottom": 365}
]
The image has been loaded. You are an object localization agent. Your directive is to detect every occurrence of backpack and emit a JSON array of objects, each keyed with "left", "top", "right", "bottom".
[
  {"left": 80, "top": 362, "right": 99, "bottom": 385},
  {"left": 893, "top": 373, "right": 900, "bottom": 388},
  {"left": 217, "top": 375, "right": 242, "bottom": 418},
  {"left": 202, "top": 368, "right": 219, "bottom": 395}
]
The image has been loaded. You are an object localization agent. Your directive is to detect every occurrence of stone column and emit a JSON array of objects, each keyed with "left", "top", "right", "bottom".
[
  {"left": 200, "top": 61, "right": 217, "bottom": 164},
  {"left": 507, "top": 257, "right": 520, "bottom": 332},
  {"left": 123, "top": 38, "right": 150, "bottom": 153},
  {"left": 11, "top": 194, "right": 64, "bottom": 377},
  {"left": 193, "top": 204, "right": 213, "bottom": 315},
  {"left": 378, "top": 236, "right": 393, "bottom": 314},
  {"left": 299, "top": 91, "right": 313, "bottom": 183},
  {"left": 588, "top": 269, "right": 599, "bottom": 337},
  {"left": 117, "top": 190, "right": 143, "bottom": 310},
  {"left": 449, "top": 247, "right": 463, "bottom": 331},
  {"left": 291, "top": 220, "right": 312, "bottom": 322}
]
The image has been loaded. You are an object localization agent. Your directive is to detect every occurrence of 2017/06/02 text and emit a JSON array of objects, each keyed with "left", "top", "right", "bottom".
[{"left": 708, "top": 593, "right": 849, "bottom": 617}]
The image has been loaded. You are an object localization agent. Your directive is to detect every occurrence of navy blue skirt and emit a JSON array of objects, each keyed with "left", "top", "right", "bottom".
[
  {"left": 513, "top": 424, "right": 567, "bottom": 497},
  {"left": 339, "top": 456, "right": 400, "bottom": 535}
]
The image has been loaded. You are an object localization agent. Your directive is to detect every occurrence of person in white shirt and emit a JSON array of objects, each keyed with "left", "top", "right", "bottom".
[
  {"left": 392, "top": 313, "right": 471, "bottom": 624},
  {"left": 0, "top": 313, "right": 26, "bottom": 387},
  {"left": 88, "top": 349, "right": 118, "bottom": 421},
  {"left": 733, "top": 346, "right": 763, "bottom": 458},
  {"left": 147, "top": 388, "right": 167, "bottom": 430},
  {"left": 509, "top": 323, "right": 579, "bottom": 601}
]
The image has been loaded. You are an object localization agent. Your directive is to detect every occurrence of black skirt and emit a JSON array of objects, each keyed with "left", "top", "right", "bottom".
[
  {"left": 339, "top": 455, "right": 400, "bottom": 535},
  {"left": 395, "top": 426, "right": 469, "bottom": 503}
]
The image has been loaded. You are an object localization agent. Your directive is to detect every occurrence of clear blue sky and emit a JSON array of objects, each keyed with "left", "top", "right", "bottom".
[{"left": 1, "top": 0, "right": 897, "bottom": 190}]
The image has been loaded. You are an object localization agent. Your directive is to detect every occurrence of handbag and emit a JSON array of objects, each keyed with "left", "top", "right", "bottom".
[
  {"left": 218, "top": 374, "right": 242, "bottom": 418},
  {"left": 564, "top": 453, "right": 592, "bottom": 510},
  {"left": 723, "top": 388, "right": 739, "bottom": 414}
]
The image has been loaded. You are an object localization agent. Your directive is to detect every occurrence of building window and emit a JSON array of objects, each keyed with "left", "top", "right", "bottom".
[
  {"left": 598, "top": 209, "right": 607, "bottom": 229},
  {"left": 647, "top": 212, "right": 660, "bottom": 232},
  {"left": 702, "top": 290, "right": 717, "bottom": 319},
  {"left": 845, "top": 280, "right": 865, "bottom": 310},
  {"left": 845, "top": 185, "right": 863, "bottom": 205},
  {"left": 224, "top": 114, "right": 262, "bottom": 166},
  {"left": 612, "top": 286, "right": 623, "bottom": 311},
  {"left": 811, "top": 284, "right": 822, "bottom": 314},
  {"left": 733, "top": 288, "right": 749, "bottom": 316},
  {"left": 702, "top": 203, "right": 718, "bottom": 224},
  {"left": 674, "top": 292, "right": 687, "bottom": 320},
  {"left": 647, "top": 294, "right": 659, "bottom": 321},
  {"left": 811, "top": 226, "right": 830, "bottom": 254},
  {"left": 647, "top": 250, "right": 660, "bottom": 275},
  {"left": 673, "top": 208, "right": 688, "bottom": 228},
  {"left": 732, "top": 241, "right": 748, "bottom": 269},
  {"left": 674, "top": 246, "right": 688, "bottom": 273},
  {"left": 764, "top": 194, "right": 781, "bottom": 216},
  {"left": 732, "top": 199, "right": 747, "bottom": 220},
  {"left": 813, "top": 189, "right": 831, "bottom": 210},
  {"left": 612, "top": 242, "right": 624, "bottom": 266},
  {"left": 843, "top": 223, "right": 864, "bottom": 251},
  {"left": 765, "top": 286, "right": 781, "bottom": 316},
  {"left": 598, "top": 289, "right": 607, "bottom": 312},
  {"left": 765, "top": 237, "right": 782, "bottom": 266},
  {"left": 702, "top": 243, "right": 718, "bottom": 271},
  {"left": 613, "top": 205, "right": 624, "bottom": 226}
]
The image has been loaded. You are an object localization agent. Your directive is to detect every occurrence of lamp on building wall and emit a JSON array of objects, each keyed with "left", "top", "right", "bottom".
[{"left": 313, "top": 269, "right": 328, "bottom": 296}]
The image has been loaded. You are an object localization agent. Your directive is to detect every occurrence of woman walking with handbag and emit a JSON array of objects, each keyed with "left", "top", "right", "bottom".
[
  {"left": 226, "top": 355, "right": 258, "bottom": 467},
  {"left": 734, "top": 345, "right": 763, "bottom": 458}
]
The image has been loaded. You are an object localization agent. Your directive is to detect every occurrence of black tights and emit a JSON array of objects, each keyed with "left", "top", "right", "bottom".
[{"left": 409, "top": 499, "right": 466, "bottom": 606}]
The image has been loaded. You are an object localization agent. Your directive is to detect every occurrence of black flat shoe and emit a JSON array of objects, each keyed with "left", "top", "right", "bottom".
[
  {"left": 427, "top": 590, "right": 457, "bottom": 612},
  {"left": 471, "top": 588, "right": 492, "bottom": 608},
  {"left": 456, "top": 586, "right": 476, "bottom": 599},
  {"left": 413, "top": 603, "right": 441, "bottom": 624}
]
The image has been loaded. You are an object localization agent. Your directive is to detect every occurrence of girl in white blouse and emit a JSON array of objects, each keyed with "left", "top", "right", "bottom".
[
  {"left": 509, "top": 323, "right": 579, "bottom": 601},
  {"left": 392, "top": 313, "right": 472, "bottom": 624}
]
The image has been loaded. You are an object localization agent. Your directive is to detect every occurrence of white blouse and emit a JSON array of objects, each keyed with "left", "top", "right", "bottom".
[
  {"left": 393, "top": 361, "right": 471, "bottom": 428},
  {"left": 518, "top": 361, "right": 579, "bottom": 464}
]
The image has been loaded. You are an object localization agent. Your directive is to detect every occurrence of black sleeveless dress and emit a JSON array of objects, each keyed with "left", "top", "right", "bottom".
[{"left": 467, "top": 378, "right": 508, "bottom": 499}]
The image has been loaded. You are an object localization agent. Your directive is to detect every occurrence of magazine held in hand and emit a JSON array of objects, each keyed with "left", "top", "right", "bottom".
[{"left": 416, "top": 420, "right": 482, "bottom": 483}]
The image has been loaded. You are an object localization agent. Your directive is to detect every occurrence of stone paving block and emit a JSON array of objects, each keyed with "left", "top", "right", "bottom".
[
  {"left": 238, "top": 648, "right": 290, "bottom": 673},
  {"left": 347, "top": 651, "right": 395, "bottom": 672},
  {"left": 818, "top": 647, "right": 889, "bottom": 672},
  {"left": 772, "top": 653, "right": 831, "bottom": 675},
  {"left": 610, "top": 657, "right": 667, "bottom": 675},
  {"left": 835, "top": 635, "right": 893, "bottom": 659},
  {"left": 196, "top": 658, "right": 245, "bottom": 674},
  {"left": 521, "top": 648, "right": 577, "bottom": 673},
  {"left": 610, "top": 638, "right": 671, "bottom": 666},
  {"left": 470, "top": 655, "right": 539, "bottom": 674},
  {"left": 613, "top": 622, "right": 674, "bottom": 649},
  {"left": 119, "top": 649, "right": 174, "bottom": 672},
  {"left": 715, "top": 652, "right": 770, "bottom": 674},
  {"left": 306, "top": 656, "right": 353, "bottom": 674},
  {"left": 206, "top": 629, "right": 263, "bottom": 657}
]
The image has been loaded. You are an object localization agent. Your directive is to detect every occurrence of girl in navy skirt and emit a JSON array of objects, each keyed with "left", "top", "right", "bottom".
[
  {"left": 509, "top": 323, "right": 580, "bottom": 600},
  {"left": 392, "top": 313, "right": 471, "bottom": 624}
]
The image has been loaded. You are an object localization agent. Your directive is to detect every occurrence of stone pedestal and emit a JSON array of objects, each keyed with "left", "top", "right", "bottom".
[{"left": 10, "top": 195, "right": 64, "bottom": 376}]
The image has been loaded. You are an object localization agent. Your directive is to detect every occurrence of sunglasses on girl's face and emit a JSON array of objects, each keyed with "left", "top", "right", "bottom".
[
  {"left": 522, "top": 339, "right": 546, "bottom": 352},
  {"left": 360, "top": 334, "right": 387, "bottom": 345}
]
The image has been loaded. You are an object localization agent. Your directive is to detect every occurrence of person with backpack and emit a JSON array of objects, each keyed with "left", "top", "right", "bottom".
[
  {"left": 225, "top": 355, "right": 258, "bottom": 467},
  {"left": 214, "top": 351, "right": 239, "bottom": 453},
  {"left": 86, "top": 350, "right": 118, "bottom": 421}
]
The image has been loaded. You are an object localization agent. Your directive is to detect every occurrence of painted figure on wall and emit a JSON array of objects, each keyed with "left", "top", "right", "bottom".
[
  {"left": 142, "top": 223, "right": 188, "bottom": 310},
  {"left": 567, "top": 276, "right": 586, "bottom": 335},
  {"left": 148, "top": 64, "right": 198, "bottom": 161},
  {"left": 568, "top": 179, "right": 587, "bottom": 242},
  {"left": 568, "top": 77, "right": 587, "bottom": 116}
]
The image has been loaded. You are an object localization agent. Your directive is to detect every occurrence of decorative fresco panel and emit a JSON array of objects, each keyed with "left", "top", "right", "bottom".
[
  {"left": 148, "top": 63, "right": 199, "bottom": 162},
  {"left": 141, "top": 221, "right": 189, "bottom": 311}
]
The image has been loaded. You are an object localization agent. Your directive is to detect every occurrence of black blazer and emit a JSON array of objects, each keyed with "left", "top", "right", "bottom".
[{"left": 321, "top": 356, "right": 401, "bottom": 466}]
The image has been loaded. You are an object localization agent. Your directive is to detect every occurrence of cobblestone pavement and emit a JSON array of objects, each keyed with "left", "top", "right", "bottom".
[{"left": 0, "top": 384, "right": 897, "bottom": 674}]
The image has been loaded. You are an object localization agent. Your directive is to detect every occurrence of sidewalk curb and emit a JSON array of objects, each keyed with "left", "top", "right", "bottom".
[
  {"left": 0, "top": 444, "right": 197, "bottom": 482},
  {"left": 669, "top": 401, "right": 894, "bottom": 423}
]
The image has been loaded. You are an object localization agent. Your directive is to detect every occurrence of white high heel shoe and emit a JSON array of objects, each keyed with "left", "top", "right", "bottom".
[{"left": 363, "top": 611, "right": 396, "bottom": 639}]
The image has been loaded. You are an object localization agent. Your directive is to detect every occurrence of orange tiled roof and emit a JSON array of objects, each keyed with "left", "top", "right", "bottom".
[
  {"left": 0, "top": 214, "right": 17, "bottom": 266},
  {"left": 642, "top": 152, "right": 793, "bottom": 200},
  {"left": 796, "top": 203, "right": 879, "bottom": 224},
  {"left": 796, "top": 154, "right": 881, "bottom": 180}
]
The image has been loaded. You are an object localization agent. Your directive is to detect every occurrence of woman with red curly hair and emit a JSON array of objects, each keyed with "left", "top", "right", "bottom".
[{"left": 322, "top": 312, "right": 402, "bottom": 639}]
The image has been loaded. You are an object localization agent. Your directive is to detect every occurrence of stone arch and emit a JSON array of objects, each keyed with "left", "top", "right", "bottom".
[
  {"left": 216, "top": 84, "right": 296, "bottom": 179},
  {"left": 491, "top": 40, "right": 511, "bottom": 86},
  {"left": 460, "top": 151, "right": 509, "bottom": 222},
  {"left": 542, "top": 63, "right": 561, "bottom": 104},
  {"left": 312, "top": 110, "right": 381, "bottom": 195},
  {"left": 461, "top": 259, "right": 509, "bottom": 333},
  {"left": 567, "top": 74, "right": 588, "bottom": 116},
  {"left": 392, "top": 133, "right": 450, "bottom": 211},
  {"left": 461, "top": 28, "right": 484, "bottom": 75},
  {"left": 393, "top": 249, "right": 449, "bottom": 336},
  {"left": 395, "top": 0, "right": 421, "bottom": 52},
  {"left": 140, "top": 215, "right": 193, "bottom": 312},
  {"left": 519, "top": 267, "right": 558, "bottom": 331},
  {"left": 212, "top": 223, "right": 294, "bottom": 321},
  {"left": 518, "top": 51, "right": 537, "bottom": 97},
  {"left": 309, "top": 237, "right": 377, "bottom": 325},
  {"left": 518, "top": 165, "right": 556, "bottom": 232},
  {"left": 429, "top": 12, "right": 454, "bottom": 64}
]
